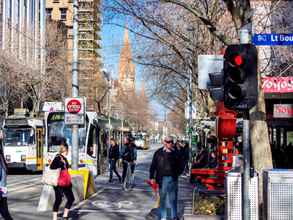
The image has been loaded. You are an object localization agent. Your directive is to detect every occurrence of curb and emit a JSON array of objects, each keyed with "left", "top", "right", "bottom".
[{"left": 183, "top": 214, "right": 224, "bottom": 220}]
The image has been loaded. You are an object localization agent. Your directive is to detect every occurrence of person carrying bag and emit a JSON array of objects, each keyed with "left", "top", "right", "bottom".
[{"left": 50, "top": 142, "right": 74, "bottom": 220}]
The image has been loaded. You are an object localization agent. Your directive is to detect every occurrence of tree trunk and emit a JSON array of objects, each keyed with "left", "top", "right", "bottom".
[{"left": 250, "top": 71, "right": 273, "bottom": 206}]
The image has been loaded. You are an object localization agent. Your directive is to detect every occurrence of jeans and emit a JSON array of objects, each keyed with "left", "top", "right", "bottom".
[
  {"left": 159, "top": 176, "right": 178, "bottom": 219},
  {"left": 122, "top": 161, "right": 135, "bottom": 182},
  {"left": 109, "top": 159, "right": 121, "bottom": 181}
]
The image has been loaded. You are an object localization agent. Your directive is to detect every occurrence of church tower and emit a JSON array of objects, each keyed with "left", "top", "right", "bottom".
[{"left": 118, "top": 27, "right": 135, "bottom": 93}]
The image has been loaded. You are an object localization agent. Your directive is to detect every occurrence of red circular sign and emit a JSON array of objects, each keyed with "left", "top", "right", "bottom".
[{"left": 67, "top": 99, "right": 82, "bottom": 114}]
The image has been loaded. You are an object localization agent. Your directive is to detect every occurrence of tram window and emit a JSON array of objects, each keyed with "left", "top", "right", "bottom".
[
  {"left": 4, "top": 128, "right": 35, "bottom": 146},
  {"left": 47, "top": 120, "right": 86, "bottom": 152}
]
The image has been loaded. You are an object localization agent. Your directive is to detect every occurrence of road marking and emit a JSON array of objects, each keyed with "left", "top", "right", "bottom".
[
  {"left": 77, "top": 209, "right": 141, "bottom": 214},
  {"left": 101, "top": 185, "right": 153, "bottom": 192},
  {"left": 9, "top": 182, "right": 42, "bottom": 193},
  {"left": 117, "top": 201, "right": 134, "bottom": 209},
  {"left": 8, "top": 176, "right": 41, "bottom": 187}
]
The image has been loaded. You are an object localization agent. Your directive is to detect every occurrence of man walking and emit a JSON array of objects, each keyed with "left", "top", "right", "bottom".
[
  {"left": 149, "top": 136, "right": 182, "bottom": 220},
  {"left": 121, "top": 137, "right": 137, "bottom": 183},
  {"left": 108, "top": 138, "right": 122, "bottom": 183}
]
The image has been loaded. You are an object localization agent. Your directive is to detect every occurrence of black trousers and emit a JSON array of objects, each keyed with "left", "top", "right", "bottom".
[
  {"left": 122, "top": 161, "right": 135, "bottom": 182},
  {"left": 109, "top": 159, "right": 121, "bottom": 180},
  {"left": 53, "top": 186, "right": 75, "bottom": 212},
  {"left": 0, "top": 198, "right": 13, "bottom": 220}
]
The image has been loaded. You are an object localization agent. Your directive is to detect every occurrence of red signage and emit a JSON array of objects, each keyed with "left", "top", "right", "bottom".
[
  {"left": 262, "top": 77, "right": 293, "bottom": 93},
  {"left": 66, "top": 99, "right": 82, "bottom": 114},
  {"left": 273, "top": 104, "right": 293, "bottom": 118}
]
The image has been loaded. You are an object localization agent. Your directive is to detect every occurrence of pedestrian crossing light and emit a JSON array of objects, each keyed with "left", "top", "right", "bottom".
[{"left": 223, "top": 44, "right": 258, "bottom": 110}]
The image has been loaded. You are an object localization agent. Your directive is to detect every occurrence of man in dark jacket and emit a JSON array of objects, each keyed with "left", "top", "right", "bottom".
[
  {"left": 108, "top": 138, "right": 121, "bottom": 183},
  {"left": 149, "top": 136, "right": 182, "bottom": 220},
  {"left": 121, "top": 137, "right": 137, "bottom": 183}
]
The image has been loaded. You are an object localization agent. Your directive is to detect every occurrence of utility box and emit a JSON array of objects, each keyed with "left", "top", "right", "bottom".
[
  {"left": 225, "top": 171, "right": 259, "bottom": 220},
  {"left": 264, "top": 169, "right": 293, "bottom": 220}
]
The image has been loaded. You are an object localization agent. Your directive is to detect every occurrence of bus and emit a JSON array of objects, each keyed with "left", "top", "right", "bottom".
[{"left": 2, "top": 110, "right": 45, "bottom": 172}]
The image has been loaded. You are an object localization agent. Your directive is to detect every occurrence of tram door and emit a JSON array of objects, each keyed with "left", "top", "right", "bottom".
[{"left": 36, "top": 128, "right": 44, "bottom": 171}]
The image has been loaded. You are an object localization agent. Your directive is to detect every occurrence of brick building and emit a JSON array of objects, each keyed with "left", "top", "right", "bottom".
[{"left": 46, "top": 0, "right": 102, "bottom": 111}]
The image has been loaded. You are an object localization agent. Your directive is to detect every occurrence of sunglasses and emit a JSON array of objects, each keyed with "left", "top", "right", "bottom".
[{"left": 165, "top": 140, "right": 172, "bottom": 144}]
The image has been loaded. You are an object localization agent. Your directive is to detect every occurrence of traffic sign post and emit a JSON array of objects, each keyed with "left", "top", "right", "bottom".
[{"left": 65, "top": 97, "right": 85, "bottom": 125}]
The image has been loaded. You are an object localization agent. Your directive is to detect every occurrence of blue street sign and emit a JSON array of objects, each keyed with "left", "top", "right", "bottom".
[{"left": 252, "top": 34, "right": 293, "bottom": 46}]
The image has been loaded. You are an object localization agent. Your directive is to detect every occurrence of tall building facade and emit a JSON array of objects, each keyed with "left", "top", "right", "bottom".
[
  {"left": 46, "top": 0, "right": 102, "bottom": 111},
  {"left": 1, "top": 0, "right": 42, "bottom": 67}
]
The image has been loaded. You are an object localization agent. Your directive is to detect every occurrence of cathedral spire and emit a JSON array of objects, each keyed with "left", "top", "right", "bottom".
[
  {"left": 118, "top": 25, "right": 136, "bottom": 93},
  {"left": 123, "top": 24, "right": 130, "bottom": 46}
]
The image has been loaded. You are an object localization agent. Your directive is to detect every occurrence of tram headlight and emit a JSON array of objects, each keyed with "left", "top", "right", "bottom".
[
  {"left": 21, "top": 155, "right": 26, "bottom": 161},
  {"left": 5, "top": 155, "right": 11, "bottom": 162}
]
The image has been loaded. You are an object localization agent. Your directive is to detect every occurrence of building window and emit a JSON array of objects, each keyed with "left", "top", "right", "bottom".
[
  {"left": 46, "top": 8, "right": 53, "bottom": 20},
  {"left": 60, "top": 8, "right": 67, "bottom": 21},
  {"left": 53, "top": 0, "right": 60, "bottom": 3}
]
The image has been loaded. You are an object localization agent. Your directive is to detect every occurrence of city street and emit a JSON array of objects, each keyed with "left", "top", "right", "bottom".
[{"left": 5, "top": 144, "right": 174, "bottom": 220}]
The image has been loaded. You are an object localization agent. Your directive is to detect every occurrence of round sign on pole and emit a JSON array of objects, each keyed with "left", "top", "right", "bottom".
[{"left": 67, "top": 99, "right": 82, "bottom": 114}]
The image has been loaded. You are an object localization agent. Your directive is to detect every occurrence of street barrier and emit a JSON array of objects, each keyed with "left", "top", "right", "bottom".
[
  {"left": 69, "top": 168, "right": 96, "bottom": 199},
  {"left": 225, "top": 171, "right": 258, "bottom": 220},
  {"left": 264, "top": 169, "right": 293, "bottom": 220},
  {"left": 37, "top": 168, "right": 96, "bottom": 212}
]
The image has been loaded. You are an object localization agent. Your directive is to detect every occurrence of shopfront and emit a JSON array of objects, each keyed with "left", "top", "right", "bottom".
[{"left": 263, "top": 76, "right": 293, "bottom": 168}]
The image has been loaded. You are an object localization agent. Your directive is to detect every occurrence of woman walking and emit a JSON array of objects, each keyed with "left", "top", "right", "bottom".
[
  {"left": 0, "top": 145, "right": 13, "bottom": 220},
  {"left": 50, "top": 142, "right": 75, "bottom": 220},
  {"left": 108, "top": 138, "right": 122, "bottom": 183}
]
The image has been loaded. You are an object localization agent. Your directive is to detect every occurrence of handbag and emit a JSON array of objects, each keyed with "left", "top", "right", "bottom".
[
  {"left": 58, "top": 169, "right": 71, "bottom": 187},
  {"left": 42, "top": 167, "right": 61, "bottom": 186}
]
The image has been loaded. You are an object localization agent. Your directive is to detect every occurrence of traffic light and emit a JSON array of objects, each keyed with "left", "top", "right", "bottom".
[{"left": 223, "top": 44, "right": 258, "bottom": 110}]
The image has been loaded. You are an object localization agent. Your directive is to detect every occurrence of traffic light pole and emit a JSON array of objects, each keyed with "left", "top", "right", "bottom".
[
  {"left": 71, "top": 0, "right": 79, "bottom": 170},
  {"left": 242, "top": 112, "right": 251, "bottom": 220},
  {"left": 240, "top": 29, "right": 251, "bottom": 220}
]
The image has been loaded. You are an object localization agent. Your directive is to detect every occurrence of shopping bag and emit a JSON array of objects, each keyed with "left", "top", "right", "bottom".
[
  {"left": 58, "top": 169, "right": 72, "bottom": 187},
  {"left": 42, "top": 167, "right": 61, "bottom": 186}
]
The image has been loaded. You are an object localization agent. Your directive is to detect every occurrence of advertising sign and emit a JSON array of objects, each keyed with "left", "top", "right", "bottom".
[
  {"left": 65, "top": 98, "right": 85, "bottom": 125},
  {"left": 273, "top": 104, "right": 293, "bottom": 118},
  {"left": 262, "top": 77, "right": 293, "bottom": 93},
  {"left": 42, "top": 102, "right": 63, "bottom": 112}
]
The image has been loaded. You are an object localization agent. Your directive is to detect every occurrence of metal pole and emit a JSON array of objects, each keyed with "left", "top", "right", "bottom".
[
  {"left": 240, "top": 28, "right": 251, "bottom": 220},
  {"left": 188, "top": 68, "right": 193, "bottom": 151},
  {"left": 242, "top": 117, "right": 250, "bottom": 220},
  {"left": 108, "top": 78, "right": 111, "bottom": 149},
  {"left": 71, "top": 0, "right": 79, "bottom": 170}
]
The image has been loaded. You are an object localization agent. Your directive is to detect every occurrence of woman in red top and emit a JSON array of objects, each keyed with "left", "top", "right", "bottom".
[{"left": 50, "top": 142, "right": 75, "bottom": 220}]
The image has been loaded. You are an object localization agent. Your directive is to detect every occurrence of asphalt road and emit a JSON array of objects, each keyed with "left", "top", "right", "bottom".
[{"left": 5, "top": 143, "right": 161, "bottom": 220}]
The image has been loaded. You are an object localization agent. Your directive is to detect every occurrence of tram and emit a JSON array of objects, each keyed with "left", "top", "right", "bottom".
[
  {"left": 44, "top": 111, "right": 129, "bottom": 176},
  {"left": 2, "top": 109, "right": 45, "bottom": 172}
]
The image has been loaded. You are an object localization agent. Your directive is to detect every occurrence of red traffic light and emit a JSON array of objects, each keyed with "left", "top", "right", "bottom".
[{"left": 234, "top": 55, "right": 243, "bottom": 66}]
